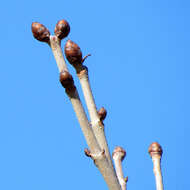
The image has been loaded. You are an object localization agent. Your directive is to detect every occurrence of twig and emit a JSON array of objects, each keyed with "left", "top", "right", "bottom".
[
  {"left": 31, "top": 21, "right": 121, "bottom": 190},
  {"left": 64, "top": 39, "right": 114, "bottom": 168},
  {"left": 148, "top": 142, "right": 164, "bottom": 190},
  {"left": 112, "top": 146, "right": 127, "bottom": 190},
  {"left": 49, "top": 35, "right": 67, "bottom": 72},
  {"left": 58, "top": 70, "right": 121, "bottom": 190},
  {"left": 59, "top": 71, "right": 99, "bottom": 151}
]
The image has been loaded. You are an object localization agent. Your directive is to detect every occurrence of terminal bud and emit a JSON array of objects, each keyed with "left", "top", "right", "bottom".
[
  {"left": 31, "top": 22, "right": 50, "bottom": 42},
  {"left": 54, "top": 19, "right": 70, "bottom": 40},
  {"left": 148, "top": 142, "right": 163, "bottom": 157},
  {"left": 65, "top": 40, "right": 82, "bottom": 67}
]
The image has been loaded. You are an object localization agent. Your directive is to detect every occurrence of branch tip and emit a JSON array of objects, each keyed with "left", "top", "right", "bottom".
[
  {"left": 112, "top": 146, "right": 126, "bottom": 161},
  {"left": 148, "top": 142, "right": 163, "bottom": 158}
]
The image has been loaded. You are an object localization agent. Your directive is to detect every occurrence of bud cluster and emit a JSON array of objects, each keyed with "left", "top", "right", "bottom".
[
  {"left": 31, "top": 19, "right": 70, "bottom": 43},
  {"left": 31, "top": 19, "right": 89, "bottom": 93},
  {"left": 31, "top": 19, "right": 85, "bottom": 70}
]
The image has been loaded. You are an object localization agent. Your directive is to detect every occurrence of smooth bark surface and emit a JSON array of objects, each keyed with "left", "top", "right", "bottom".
[
  {"left": 49, "top": 38, "right": 121, "bottom": 190},
  {"left": 77, "top": 68, "right": 114, "bottom": 168},
  {"left": 152, "top": 156, "right": 164, "bottom": 190}
]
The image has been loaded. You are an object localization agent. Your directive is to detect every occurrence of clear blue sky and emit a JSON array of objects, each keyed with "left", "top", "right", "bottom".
[{"left": 0, "top": 0, "right": 188, "bottom": 189}]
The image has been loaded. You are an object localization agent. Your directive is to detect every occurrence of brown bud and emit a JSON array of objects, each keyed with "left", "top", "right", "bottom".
[
  {"left": 98, "top": 107, "right": 107, "bottom": 121},
  {"left": 65, "top": 40, "right": 82, "bottom": 67},
  {"left": 59, "top": 71, "right": 74, "bottom": 89},
  {"left": 112, "top": 146, "right": 126, "bottom": 161},
  {"left": 31, "top": 22, "right": 50, "bottom": 42},
  {"left": 54, "top": 19, "right": 70, "bottom": 40},
  {"left": 148, "top": 142, "right": 163, "bottom": 157},
  {"left": 84, "top": 148, "right": 91, "bottom": 157}
]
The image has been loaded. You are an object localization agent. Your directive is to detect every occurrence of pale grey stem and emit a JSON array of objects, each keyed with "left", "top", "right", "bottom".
[
  {"left": 77, "top": 69, "right": 114, "bottom": 168},
  {"left": 78, "top": 70, "right": 99, "bottom": 123},
  {"left": 148, "top": 142, "right": 164, "bottom": 190},
  {"left": 68, "top": 90, "right": 100, "bottom": 152},
  {"left": 112, "top": 147, "right": 127, "bottom": 190},
  {"left": 49, "top": 41, "right": 121, "bottom": 190},
  {"left": 67, "top": 89, "right": 121, "bottom": 190},
  {"left": 152, "top": 156, "right": 164, "bottom": 190},
  {"left": 49, "top": 35, "right": 68, "bottom": 72}
]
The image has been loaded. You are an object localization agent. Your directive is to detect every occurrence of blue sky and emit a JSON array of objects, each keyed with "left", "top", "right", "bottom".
[{"left": 0, "top": 0, "right": 189, "bottom": 189}]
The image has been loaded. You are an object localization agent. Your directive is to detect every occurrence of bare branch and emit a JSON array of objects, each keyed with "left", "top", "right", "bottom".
[
  {"left": 59, "top": 71, "right": 121, "bottom": 190},
  {"left": 31, "top": 22, "right": 121, "bottom": 188},
  {"left": 113, "top": 146, "right": 127, "bottom": 190},
  {"left": 148, "top": 142, "right": 164, "bottom": 190},
  {"left": 64, "top": 39, "right": 114, "bottom": 168}
]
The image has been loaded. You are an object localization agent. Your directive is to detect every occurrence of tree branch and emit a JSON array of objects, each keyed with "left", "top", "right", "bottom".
[
  {"left": 58, "top": 70, "right": 121, "bottom": 190},
  {"left": 31, "top": 21, "right": 121, "bottom": 190},
  {"left": 64, "top": 39, "right": 114, "bottom": 168}
]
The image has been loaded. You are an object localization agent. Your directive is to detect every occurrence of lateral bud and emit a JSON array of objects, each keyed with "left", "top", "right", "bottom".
[
  {"left": 98, "top": 107, "right": 107, "bottom": 121},
  {"left": 84, "top": 148, "right": 91, "bottom": 157},
  {"left": 31, "top": 22, "right": 50, "bottom": 43},
  {"left": 59, "top": 71, "right": 75, "bottom": 92},
  {"left": 54, "top": 19, "right": 70, "bottom": 40}
]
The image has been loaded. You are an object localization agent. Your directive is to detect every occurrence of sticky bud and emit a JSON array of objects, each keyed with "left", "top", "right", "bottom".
[
  {"left": 65, "top": 40, "right": 82, "bottom": 67},
  {"left": 31, "top": 22, "right": 50, "bottom": 42},
  {"left": 54, "top": 19, "right": 70, "bottom": 40}
]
